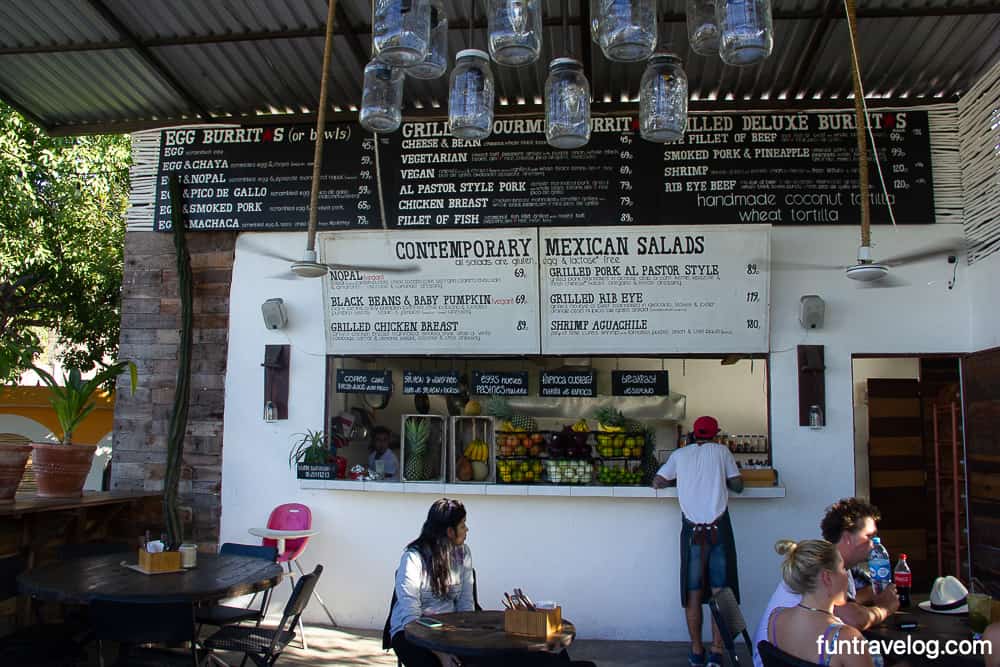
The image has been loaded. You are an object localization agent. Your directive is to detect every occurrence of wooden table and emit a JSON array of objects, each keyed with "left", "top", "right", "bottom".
[
  {"left": 864, "top": 597, "right": 985, "bottom": 666},
  {"left": 405, "top": 610, "right": 576, "bottom": 660},
  {"left": 18, "top": 552, "right": 283, "bottom": 604}
]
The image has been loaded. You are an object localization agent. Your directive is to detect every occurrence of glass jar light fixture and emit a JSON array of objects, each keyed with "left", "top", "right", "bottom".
[
  {"left": 717, "top": 0, "right": 773, "bottom": 66},
  {"left": 597, "top": 0, "right": 657, "bottom": 62},
  {"left": 685, "top": 0, "right": 720, "bottom": 56},
  {"left": 374, "top": 0, "right": 432, "bottom": 68},
  {"left": 488, "top": 0, "right": 542, "bottom": 66},
  {"left": 449, "top": 49, "right": 495, "bottom": 139},
  {"left": 639, "top": 52, "right": 688, "bottom": 143},
  {"left": 359, "top": 59, "right": 404, "bottom": 133},
  {"left": 545, "top": 58, "right": 591, "bottom": 149},
  {"left": 590, "top": 0, "right": 601, "bottom": 43},
  {"left": 406, "top": 0, "right": 448, "bottom": 79}
]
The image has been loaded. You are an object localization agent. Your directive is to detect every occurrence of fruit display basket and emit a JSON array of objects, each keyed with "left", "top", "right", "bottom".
[
  {"left": 544, "top": 459, "right": 594, "bottom": 485},
  {"left": 496, "top": 431, "right": 547, "bottom": 458},
  {"left": 449, "top": 416, "right": 495, "bottom": 483},
  {"left": 400, "top": 414, "right": 447, "bottom": 482},
  {"left": 497, "top": 458, "right": 545, "bottom": 484},
  {"left": 595, "top": 459, "right": 644, "bottom": 485},
  {"left": 593, "top": 431, "right": 646, "bottom": 458}
]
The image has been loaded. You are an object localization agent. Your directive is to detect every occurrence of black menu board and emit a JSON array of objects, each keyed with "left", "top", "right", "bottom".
[
  {"left": 471, "top": 371, "right": 529, "bottom": 396},
  {"left": 611, "top": 370, "right": 669, "bottom": 396},
  {"left": 152, "top": 111, "right": 934, "bottom": 231},
  {"left": 335, "top": 369, "right": 392, "bottom": 394},
  {"left": 402, "top": 370, "right": 463, "bottom": 395}
]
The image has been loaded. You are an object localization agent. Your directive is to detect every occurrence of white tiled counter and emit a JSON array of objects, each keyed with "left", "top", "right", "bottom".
[{"left": 299, "top": 479, "right": 785, "bottom": 498}]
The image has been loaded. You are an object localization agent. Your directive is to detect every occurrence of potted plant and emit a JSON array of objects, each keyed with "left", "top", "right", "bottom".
[
  {"left": 31, "top": 360, "right": 137, "bottom": 497},
  {"left": 0, "top": 433, "right": 32, "bottom": 505},
  {"left": 290, "top": 429, "right": 340, "bottom": 480}
]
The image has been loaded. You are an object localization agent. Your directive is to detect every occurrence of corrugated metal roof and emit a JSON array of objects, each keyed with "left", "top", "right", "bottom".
[{"left": 0, "top": 0, "right": 996, "bottom": 134}]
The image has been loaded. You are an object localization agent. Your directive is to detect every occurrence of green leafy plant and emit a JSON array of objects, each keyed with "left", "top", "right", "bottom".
[
  {"left": 289, "top": 429, "right": 330, "bottom": 468},
  {"left": 31, "top": 360, "right": 137, "bottom": 445}
]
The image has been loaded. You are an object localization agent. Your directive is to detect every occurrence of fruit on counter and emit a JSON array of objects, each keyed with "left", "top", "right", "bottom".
[
  {"left": 545, "top": 459, "right": 592, "bottom": 485},
  {"left": 594, "top": 407, "right": 626, "bottom": 432},
  {"left": 487, "top": 396, "right": 537, "bottom": 431},
  {"left": 597, "top": 465, "right": 643, "bottom": 485},
  {"left": 497, "top": 459, "right": 544, "bottom": 483},
  {"left": 463, "top": 439, "right": 490, "bottom": 462},
  {"left": 596, "top": 433, "right": 645, "bottom": 458},
  {"left": 471, "top": 461, "right": 489, "bottom": 481},
  {"left": 571, "top": 418, "right": 589, "bottom": 432},
  {"left": 403, "top": 417, "right": 431, "bottom": 481},
  {"left": 456, "top": 456, "right": 474, "bottom": 481},
  {"left": 463, "top": 399, "right": 482, "bottom": 416},
  {"left": 498, "top": 433, "right": 546, "bottom": 457}
]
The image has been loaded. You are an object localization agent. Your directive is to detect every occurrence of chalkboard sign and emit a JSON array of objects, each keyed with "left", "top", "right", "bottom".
[
  {"left": 152, "top": 111, "right": 934, "bottom": 231},
  {"left": 403, "top": 370, "right": 463, "bottom": 395},
  {"left": 539, "top": 370, "right": 597, "bottom": 397},
  {"left": 611, "top": 370, "right": 669, "bottom": 396},
  {"left": 471, "top": 371, "right": 529, "bottom": 396},
  {"left": 335, "top": 369, "right": 392, "bottom": 394}
]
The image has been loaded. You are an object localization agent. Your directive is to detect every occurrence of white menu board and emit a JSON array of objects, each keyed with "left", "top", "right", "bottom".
[
  {"left": 540, "top": 226, "right": 770, "bottom": 354},
  {"left": 321, "top": 229, "right": 540, "bottom": 355}
]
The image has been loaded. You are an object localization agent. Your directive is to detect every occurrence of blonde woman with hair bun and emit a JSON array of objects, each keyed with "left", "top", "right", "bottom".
[{"left": 762, "top": 539, "right": 876, "bottom": 667}]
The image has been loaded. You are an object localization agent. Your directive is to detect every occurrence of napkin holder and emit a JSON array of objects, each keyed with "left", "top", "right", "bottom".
[
  {"left": 504, "top": 606, "right": 561, "bottom": 639},
  {"left": 137, "top": 548, "right": 182, "bottom": 573}
]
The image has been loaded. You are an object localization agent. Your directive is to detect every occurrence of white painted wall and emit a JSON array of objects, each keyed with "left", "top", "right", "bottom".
[
  {"left": 221, "top": 222, "right": 969, "bottom": 641},
  {"left": 969, "top": 250, "right": 1000, "bottom": 351},
  {"left": 850, "top": 358, "right": 921, "bottom": 498}
]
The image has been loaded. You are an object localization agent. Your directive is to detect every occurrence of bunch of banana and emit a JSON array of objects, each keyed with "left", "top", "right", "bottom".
[
  {"left": 499, "top": 420, "right": 524, "bottom": 432},
  {"left": 463, "top": 439, "right": 490, "bottom": 462},
  {"left": 571, "top": 419, "right": 589, "bottom": 432}
]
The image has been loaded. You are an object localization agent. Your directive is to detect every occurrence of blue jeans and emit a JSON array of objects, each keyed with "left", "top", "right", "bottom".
[{"left": 687, "top": 540, "right": 727, "bottom": 591}]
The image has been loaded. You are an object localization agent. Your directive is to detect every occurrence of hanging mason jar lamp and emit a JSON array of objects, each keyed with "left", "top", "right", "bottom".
[
  {"left": 374, "top": 0, "right": 432, "bottom": 68},
  {"left": 685, "top": 0, "right": 720, "bottom": 56},
  {"left": 546, "top": 58, "right": 591, "bottom": 149},
  {"left": 717, "top": 0, "right": 773, "bottom": 66},
  {"left": 359, "top": 59, "right": 404, "bottom": 133},
  {"left": 406, "top": 0, "right": 448, "bottom": 79},
  {"left": 639, "top": 52, "right": 688, "bottom": 143},
  {"left": 449, "top": 49, "right": 495, "bottom": 139},
  {"left": 488, "top": 0, "right": 542, "bottom": 66},
  {"left": 590, "top": 0, "right": 601, "bottom": 43},
  {"left": 597, "top": 0, "right": 657, "bottom": 62}
]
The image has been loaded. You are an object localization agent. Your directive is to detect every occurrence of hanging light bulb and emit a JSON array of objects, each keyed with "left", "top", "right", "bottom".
[
  {"left": 685, "top": 0, "right": 720, "bottom": 56},
  {"left": 407, "top": 0, "right": 448, "bottom": 79},
  {"left": 639, "top": 52, "right": 687, "bottom": 143},
  {"left": 449, "top": 49, "right": 495, "bottom": 139},
  {"left": 546, "top": 58, "right": 591, "bottom": 149},
  {"left": 597, "top": 0, "right": 657, "bottom": 62},
  {"left": 717, "top": 0, "right": 773, "bottom": 66},
  {"left": 374, "top": 0, "right": 432, "bottom": 67},
  {"left": 359, "top": 59, "right": 404, "bottom": 133},
  {"left": 488, "top": 0, "right": 542, "bottom": 66}
]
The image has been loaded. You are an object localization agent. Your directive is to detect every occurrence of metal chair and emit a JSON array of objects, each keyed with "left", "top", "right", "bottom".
[
  {"left": 89, "top": 599, "right": 200, "bottom": 667},
  {"left": 757, "top": 640, "right": 823, "bottom": 667},
  {"left": 259, "top": 503, "right": 336, "bottom": 647},
  {"left": 201, "top": 564, "right": 323, "bottom": 667},
  {"left": 707, "top": 587, "right": 753, "bottom": 667},
  {"left": 0, "top": 551, "right": 88, "bottom": 666},
  {"left": 195, "top": 544, "right": 278, "bottom": 631}
]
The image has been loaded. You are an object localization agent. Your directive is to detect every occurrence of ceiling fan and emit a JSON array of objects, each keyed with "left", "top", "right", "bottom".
[{"left": 838, "top": 0, "right": 959, "bottom": 286}]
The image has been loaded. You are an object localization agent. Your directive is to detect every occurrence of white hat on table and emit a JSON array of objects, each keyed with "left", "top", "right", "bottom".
[{"left": 918, "top": 576, "right": 969, "bottom": 614}]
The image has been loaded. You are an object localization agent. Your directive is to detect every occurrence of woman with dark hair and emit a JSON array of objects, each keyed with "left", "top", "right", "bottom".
[{"left": 390, "top": 498, "right": 473, "bottom": 667}]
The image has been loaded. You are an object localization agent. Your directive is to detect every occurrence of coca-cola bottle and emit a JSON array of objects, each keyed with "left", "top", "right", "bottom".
[{"left": 894, "top": 553, "right": 912, "bottom": 608}]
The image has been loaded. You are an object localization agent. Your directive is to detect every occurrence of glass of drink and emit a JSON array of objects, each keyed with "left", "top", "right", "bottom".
[{"left": 968, "top": 593, "right": 992, "bottom": 633}]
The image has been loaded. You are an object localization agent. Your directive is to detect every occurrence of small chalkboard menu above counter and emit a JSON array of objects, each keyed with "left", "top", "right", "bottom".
[
  {"left": 472, "top": 371, "right": 529, "bottom": 396},
  {"left": 402, "top": 370, "right": 462, "bottom": 395},
  {"left": 612, "top": 370, "right": 669, "bottom": 396},
  {"left": 321, "top": 229, "right": 540, "bottom": 355},
  {"left": 539, "top": 226, "right": 770, "bottom": 354},
  {"left": 539, "top": 370, "right": 598, "bottom": 397},
  {"left": 335, "top": 369, "right": 392, "bottom": 394},
  {"left": 151, "top": 111, "right": 934, "bottom": 231}
]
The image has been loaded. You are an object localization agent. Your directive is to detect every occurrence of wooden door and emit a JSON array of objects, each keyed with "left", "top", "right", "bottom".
[
  {"left": 962, "top": 348, "right": 1000, "bottom": 597},
  {"left": 868, "top": 379, "right": 930, "bottom": 590}
]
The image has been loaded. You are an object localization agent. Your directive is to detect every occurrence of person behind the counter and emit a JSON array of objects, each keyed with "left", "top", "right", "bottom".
[
  {"left": 653, "top": 415, "right": 743, "bottom": 667},
  {"left": 369, "top": 426, "right": 400, "bottom": 480}
]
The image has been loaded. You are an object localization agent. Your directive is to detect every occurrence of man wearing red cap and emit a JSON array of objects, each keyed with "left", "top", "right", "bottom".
[{"left": 654, "top": 415, "right": 743, "bottom": 667}]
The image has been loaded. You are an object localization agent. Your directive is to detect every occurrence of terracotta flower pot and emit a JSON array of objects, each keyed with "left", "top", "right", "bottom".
[
  {"left": 30, "top": 442, "right": 96, "bottom": 498},
  {"left": 0, "top": 444, "right": 32, "bottom": 504}
]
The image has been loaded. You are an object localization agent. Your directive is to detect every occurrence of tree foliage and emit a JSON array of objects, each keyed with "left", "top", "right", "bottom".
[{"left": 0, "top": 102, "right": 131, "bottom": 383}]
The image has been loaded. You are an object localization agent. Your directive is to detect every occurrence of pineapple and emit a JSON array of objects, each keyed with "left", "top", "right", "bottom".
[
  {"left": 485, "top": 395, "right": 536, "bottom": 431},
  {"left": 404, "top": 417, "right": 430, "bottom": 480}
]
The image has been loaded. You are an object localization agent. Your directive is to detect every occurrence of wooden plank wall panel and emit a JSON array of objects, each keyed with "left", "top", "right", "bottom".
[{"left": 963, "top": 349, "right": 1000, "bottom": 598}]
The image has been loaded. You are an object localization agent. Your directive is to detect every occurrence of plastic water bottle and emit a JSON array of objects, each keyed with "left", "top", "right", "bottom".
[
  {"left": 868, "top": 537, "right": 891, "bottom": 593},
  {"left": 894, "top": 554, "right": 912, "bottom": 608}
]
